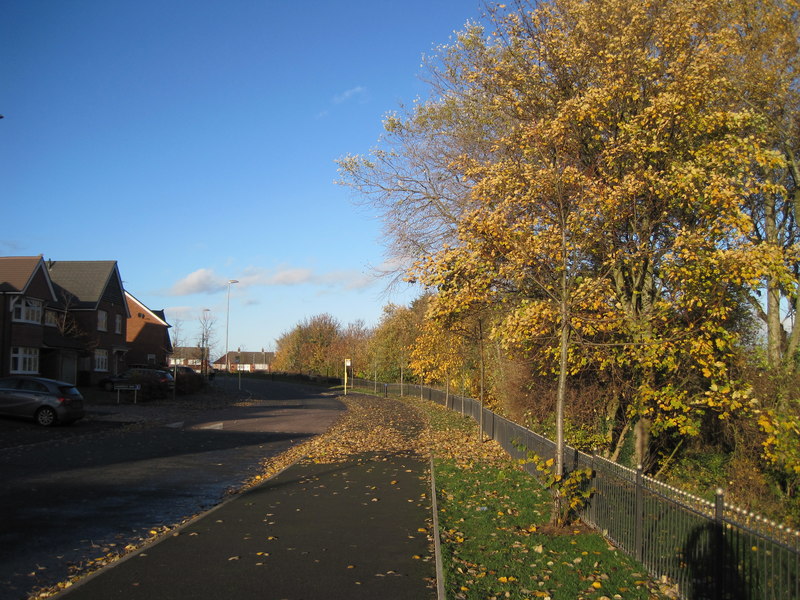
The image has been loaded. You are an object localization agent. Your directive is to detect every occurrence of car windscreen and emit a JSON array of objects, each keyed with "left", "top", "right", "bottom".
[{"left": 58, "top": 385, "right": 81, "bottom": 397}]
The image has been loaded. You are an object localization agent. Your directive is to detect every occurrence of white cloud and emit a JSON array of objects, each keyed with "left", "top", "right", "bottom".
[
  {"left": 167, "top": 268, "right": 226, "bottom": 296},
  {"left": 319, "top": 269, "right": 374, "bottom": 290},
  {"left": 163, "top": 305, "right": 199, "bottom": 321},
  {"left": 166, "top": 264, "right": 377, "bottom": 298},
  {"left": 375, "top": 255, "right": 414, "bottom": 274},
  {"left": 333, "top": 86, "right": 367, "bottom": 104},
  {"left": 239, "top": 265, "right": 363, "bottom": 288},
  {"left": 265, "top": 267, "right": 314, "bottom": 286}
]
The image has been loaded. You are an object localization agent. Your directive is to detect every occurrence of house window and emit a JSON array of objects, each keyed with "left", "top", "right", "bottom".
[
  {"left": 95, "top": 349, "right": 109, "bottom": 372},
  {"left": 115, "top": 314, "right": 123, "bottom": 334},
  {"left": 12, "top": 298, "right": 43, "bottom": 324},
  {"left": 97, "top": 310, "right": 108, "bottom": 331},
  {"left": 11, "top": 347, "right": 39, "bottom": 374},
  {"left": 45, "top": 310, "right": 60, "bottom": 327}
]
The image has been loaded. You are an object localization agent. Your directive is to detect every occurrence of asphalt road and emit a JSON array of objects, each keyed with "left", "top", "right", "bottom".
[{"left": 0, "top": 378, "right": 345, "bottom": 600}]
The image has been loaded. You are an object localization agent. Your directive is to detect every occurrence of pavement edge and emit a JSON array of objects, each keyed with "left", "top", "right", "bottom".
[{"left": 430, "top": 456, "right": 446, "bottom": 600}]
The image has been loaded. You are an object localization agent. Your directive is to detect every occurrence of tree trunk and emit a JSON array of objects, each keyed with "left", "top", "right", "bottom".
[
  {"left": 478, "top": 318, "right": 485, "bottom": 442},
  {"left": 782, "top": 164, "right": 800, "bottom": 373},
  {"left": 555, "top": 317, "right": 568, "bottom": 480},
  {"left": 552, "top": 221, "right": 571, "bottom": 526},
  {"left": 765, "top": 193, "right": 784, "bottom": 369},
  {"left": 609, "top": 420, "right": 631, "bottom": 463},
  {"left": 603, "top": 391, "right": 621, "bottom": 458}
]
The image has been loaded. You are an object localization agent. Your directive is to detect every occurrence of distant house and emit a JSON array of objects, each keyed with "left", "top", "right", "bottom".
[
  {"left": 170, "top": 346, "right": 208, "bottom": 372},
  {"left": 47, "top": 260, "right": 130, "bottom": 386},
  {"left": 125, "top": 291, "right": 172, "bottom": 368},
  {"left": 212, "top": 350, "right": 274, "bottom": 373},
  {"left": 0, "top": 256, "right": 82, "bottom": 382}
]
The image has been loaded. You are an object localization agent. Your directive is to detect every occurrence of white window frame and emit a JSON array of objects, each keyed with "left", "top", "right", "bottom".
[
  {"left": 115, "top": 314, "right": 123, "bottom": 334},
  {"left": 11, "top": 347, "right": 39, "bottom": 374},
  {"left": 97, "top": 310, "right": 108, "bottom": 332},
  {"left": 95, "top": 349, "right": 109, "bottom": 372},
  {"left": 12, "top": 298, "right": 43, "bottom": 324}
]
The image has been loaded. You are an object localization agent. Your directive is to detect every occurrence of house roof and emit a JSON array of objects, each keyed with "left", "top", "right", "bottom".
[
  {"left": 125, "top": 291, "right": 170, "bottom": 327},
  {"left": 173, "top": 346, "right": 206, "bottom": 359},
  {"left": 0, "top": 255, "right": 58, "bottom": 298},
  {"left": 213, "top": 350, "right": 275, "bottom": 364},
  {"left": 47, "top": 260, "right": 126, "bottom": 311}
]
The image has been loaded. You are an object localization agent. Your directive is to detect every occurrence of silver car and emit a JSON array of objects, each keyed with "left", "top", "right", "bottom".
[{"left": 0, "top": 376, "right": 85, "bottom": 426}]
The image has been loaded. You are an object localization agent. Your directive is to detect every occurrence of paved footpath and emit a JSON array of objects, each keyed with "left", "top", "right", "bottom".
[{"left": 56, "top": 453, "right": 437, "bottom": 600}]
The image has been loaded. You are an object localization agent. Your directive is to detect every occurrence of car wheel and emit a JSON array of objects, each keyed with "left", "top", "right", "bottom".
[{"left": 35, "top": 406, "right": 57, "bottom": 427}]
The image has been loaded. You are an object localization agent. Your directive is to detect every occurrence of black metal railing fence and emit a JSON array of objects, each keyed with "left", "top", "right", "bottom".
[{"left": 348, "top": 376, "right": 799, "bottom": 600}]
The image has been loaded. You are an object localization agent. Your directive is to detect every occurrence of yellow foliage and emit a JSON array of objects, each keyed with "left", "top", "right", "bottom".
[{"left": 352, "top": 0, "right": 799, "bottom": 467}]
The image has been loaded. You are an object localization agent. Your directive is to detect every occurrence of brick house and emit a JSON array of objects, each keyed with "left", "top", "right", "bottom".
[
  {"left": 0, "top": 256, "right": 83, "bottom": 382},
  {"left": 46, "top": 260, "right": 130, "bottom": 386},
  {"left": 170, "top": 346, "right": 208, "bottom": 373},
  {"left": 212, "top": 350, "right": 274, "bottom": 373},
  {"left": 125, "top": 291, "right": 172, "bottom": 368},
  {"left": 1, "top": 256, "right": 175, "bottom": 387}
]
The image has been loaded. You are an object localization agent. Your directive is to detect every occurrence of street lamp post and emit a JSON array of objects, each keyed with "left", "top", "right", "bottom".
[
  {"left": 202, "top": 308, "right": 211, "bottom": 377},
  {"left": 225, "top": 280, "right": 239, "bottom": 373}
]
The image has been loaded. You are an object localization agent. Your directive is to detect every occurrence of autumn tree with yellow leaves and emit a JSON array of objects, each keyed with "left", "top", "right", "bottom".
[
  {"left": 340, "top": 0, "right": 800, "bottom": 520},
  {"left": 367, "top": 302, "right": 424, "bottom": 384},
  {"left": 273, "top": 314, "right": 344, "bottom": 377}
]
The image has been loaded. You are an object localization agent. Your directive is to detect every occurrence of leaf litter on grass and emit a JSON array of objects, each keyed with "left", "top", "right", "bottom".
[{"left": 407, "top": 397, "right": 678, "bottom": 600}]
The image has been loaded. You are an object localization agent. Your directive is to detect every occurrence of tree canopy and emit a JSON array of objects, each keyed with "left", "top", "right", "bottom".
[{"left": 335, "top": 0, "right": 800, "bottom": 520}]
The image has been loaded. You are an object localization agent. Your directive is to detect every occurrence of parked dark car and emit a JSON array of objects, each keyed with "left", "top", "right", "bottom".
[
  {"left": 100, "top": 368, "right": 175, "bottom": 392},
  {"left": 0, "top": 376, "right": 85, "bottom": 426}
]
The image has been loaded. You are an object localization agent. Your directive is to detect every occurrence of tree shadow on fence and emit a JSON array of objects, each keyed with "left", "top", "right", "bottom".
[{"left": 683, "top": 522, "right": 748, "bottom": 600}]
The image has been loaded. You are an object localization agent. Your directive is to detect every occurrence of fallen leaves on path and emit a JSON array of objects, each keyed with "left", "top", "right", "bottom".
[
  {"left": 242, "top": 395, "right": 430, "bottom": 487},
  {"left": 246, "top": 394, "right": 507, "bottom": 488}
]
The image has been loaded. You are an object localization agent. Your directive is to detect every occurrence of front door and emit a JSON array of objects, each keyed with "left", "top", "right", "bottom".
[{"left": 61, "top": 351, "right": 77, "bottom": 384}]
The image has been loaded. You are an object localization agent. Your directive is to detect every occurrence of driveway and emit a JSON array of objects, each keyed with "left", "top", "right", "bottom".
[{"left": 0, "top": 378, "right": 345, "bottom": 600}]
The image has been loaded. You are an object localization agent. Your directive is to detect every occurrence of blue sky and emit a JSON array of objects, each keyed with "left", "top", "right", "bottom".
[{"left": 1, "top": 0, "right": 485, "bottom": 355}]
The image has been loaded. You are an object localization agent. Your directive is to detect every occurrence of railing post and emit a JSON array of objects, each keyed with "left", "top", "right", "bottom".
[
  {"left": 635, "top": 466, "right": 644, "bottom": 563},
  {"left": 714, "top": 488, "right": 725, "bottom": 600}
]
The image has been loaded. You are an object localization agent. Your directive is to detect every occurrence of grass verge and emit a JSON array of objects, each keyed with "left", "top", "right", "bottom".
[{"left": 406, "top": 396, "right": 676, "bottom": 600}]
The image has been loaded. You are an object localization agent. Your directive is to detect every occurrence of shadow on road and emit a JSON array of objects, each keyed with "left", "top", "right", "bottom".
[{"left": 0, "top": 379, "right": 345, "bottom": 600}]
